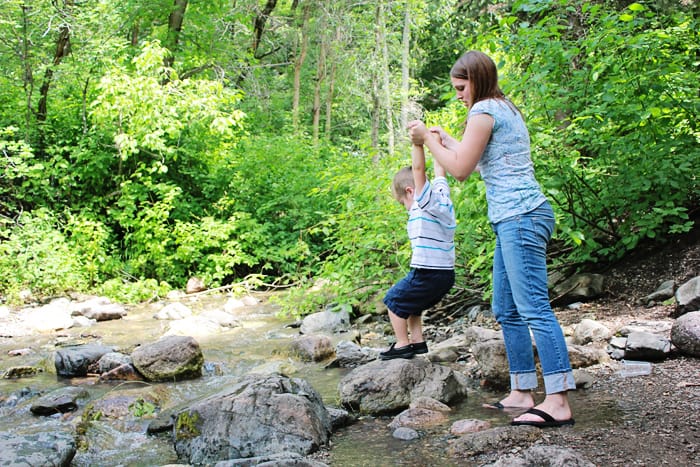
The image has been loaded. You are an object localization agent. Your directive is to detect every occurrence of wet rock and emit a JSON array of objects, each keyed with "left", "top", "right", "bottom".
[
  {"left": 173, "top": 373, "right": 331, "bottom": 464},
  {"left": 392, "top": 427, "right": 419, "bottom": 440},
  {"left": 410, "top": 396, "right": 451, "bottom": 413},
  {"left": 450, "top": 419, "right": 491, "bottom": 435},
  {"left": 2, "top": 365, "right": 43, "bottom": 379},
  {"left": 30, "top": 386, "right": 89, "bottom": 415},
  {"left": 88, "top": 387, "right": 161, "bottom": 419},
  {"left": 96, "top": 351, "right": 132, "bottom": 373},
  {"left": 326, "top": 340, "right": 376, "bottom": 368},
  {"left": 338, "top": 358, "right": 469, "bottom": 415},
  {"left": 131, "top": 335, "right": 204, "bottom": 382},
  {"left": 290, "top": 335, "right": 335, "bottom": 362},
  {"left": 0, "top": 431, "right": 75, "bottom": 466},
  {"left": 388, "top": 407, "right": 449, "bottom": 429},
  {"left": 214, "top": 452, "right": 329, "bottom": 466},
  {"left": 98, "top": 363, "right": 144, "bottom": 382},
  {"left": 54, "top": 343, "right": 115, "bottom": 377},
  {"left": 300, "top": 304, "right": 351, "bottom": 335},
  {"left": 70, "top": 297, "right": 127, "bottom": 322},
  {"left": 326, "top": 406, "right": 355, "bottom": 431},
  {"left": 153, "top": 302, "right": 193, "bottom": 320},
  {"left": 448, "top": 425, "right": 541, "bottom": 457},
  {"left": 670, "top": 311, "right": 700, "bottom": 357},
  {"left": 483, "top": 444, "right": 595, "bottom": 467}
]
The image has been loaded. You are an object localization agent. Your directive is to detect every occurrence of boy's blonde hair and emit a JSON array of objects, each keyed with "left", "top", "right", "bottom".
[{"left": 392, "top": 166, "right": 413, "bottom": 200}]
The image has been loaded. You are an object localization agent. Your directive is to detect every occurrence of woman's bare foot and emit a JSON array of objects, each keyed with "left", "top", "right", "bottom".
[
  {"left": 483, "top": 390, "right": 535, "bottom": 409},
  {"left": 511, "top": 392, "right": 572, "bottom": 423}
]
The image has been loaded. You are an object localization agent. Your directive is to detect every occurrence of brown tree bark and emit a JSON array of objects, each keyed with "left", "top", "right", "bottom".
[
  {"left": 36, "top": 24, "right": 70, "bottom": 124},
  {"left": 164, "top": 0, "right": 189, "bottom": 69},
  {"left": 252, "top": 0, "right": 278, "bottom": 58},
  {"left": 292, "top": 2, "right": 311, "bottom": 129}
]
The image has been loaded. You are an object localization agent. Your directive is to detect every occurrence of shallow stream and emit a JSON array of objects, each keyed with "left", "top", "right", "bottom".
[{"left": 0, "top": 293, "right": 627, "bottom": 466}]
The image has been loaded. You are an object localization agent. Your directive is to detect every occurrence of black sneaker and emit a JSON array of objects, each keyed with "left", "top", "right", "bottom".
[
  {"left": 411, "top": 341, "right": 428, "bottom": 354},
  {"left": 379, "top": 343, "right": 415, "bottom": 360}
]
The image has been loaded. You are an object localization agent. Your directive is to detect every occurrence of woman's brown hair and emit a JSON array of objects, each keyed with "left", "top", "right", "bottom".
[{"left": 451, "top": 50, "right": 519, "bottom": 114}]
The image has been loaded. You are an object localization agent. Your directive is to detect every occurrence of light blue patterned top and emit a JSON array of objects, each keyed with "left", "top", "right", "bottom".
[
  {"left": 471, "top": 98, "right": 547, "bottom": 224},
  {"left": 408, "top": 177, "right": 456, "bottom": 269}
]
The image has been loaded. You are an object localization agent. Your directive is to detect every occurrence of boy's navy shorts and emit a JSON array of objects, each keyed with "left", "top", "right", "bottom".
[{"left": 383, "top": 268, "right": 455, "bottom": 319}]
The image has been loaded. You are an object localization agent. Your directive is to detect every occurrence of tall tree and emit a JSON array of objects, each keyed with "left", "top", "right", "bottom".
[
  {"left": 311, "top": 4, "right": 329, "bottom": 145},
  {"left": 375, "top": 0, "right": 394, "bottom": 155},
  {"left": 292, "top": 2, "right": 311, "bottom": 129},
  {"left": 164, "top": 0, "right": 188, "bottom": 69}
]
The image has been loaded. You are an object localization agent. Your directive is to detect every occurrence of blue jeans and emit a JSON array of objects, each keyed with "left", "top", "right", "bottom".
[{"left": 491, "top": 201, "right": 575, "bottom": 394}]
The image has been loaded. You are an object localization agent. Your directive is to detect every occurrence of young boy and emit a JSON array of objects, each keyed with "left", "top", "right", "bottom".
[{"left": 380, "top": 143, "right": 456, "bottom": 360}]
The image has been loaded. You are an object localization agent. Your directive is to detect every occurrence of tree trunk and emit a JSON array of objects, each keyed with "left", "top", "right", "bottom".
[
  {"left": 36, "top": 24, "right": 70, "bottom": 124},
  {"left": 399, "top": 0, "right": 411, "bottom": 134},
  {"left": 20, "top": 4, "right": 33, "bottom": 141},
  {"left": 324, "top": 27, "right": 341, "bottom": 140},
  {"left": 252, "top": 0, "right": 278, "bottom": 58},
  {"left": 292, "top": 3, "right": 311, "bottom": 129},
  {"left": 375, "top": 1, "right": 394, "bottom": 156},
  {"left": 164, "top": 0, "right": 188, "bottom": 69},
  {"left": 312, "top": 16, "right": 328, "bottom": 146}
]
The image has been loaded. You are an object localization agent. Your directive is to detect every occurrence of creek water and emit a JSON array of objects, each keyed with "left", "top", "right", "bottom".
[{"left": 0, "top": 293, "right": 624, "bottom": 466}]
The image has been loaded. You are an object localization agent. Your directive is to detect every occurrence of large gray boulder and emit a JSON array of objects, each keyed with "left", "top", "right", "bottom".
[
  {"left": 671, "top": 311, "right": 700, "bottom": 357},
  {"left": 173, "top": 373, "right": 331, "bottom": 465},
  {"left": 338, "top": 358, "right": 469, "bottom": 415},
  {"left": 131, "top": 335, "right": 204, "bottom": 381}
]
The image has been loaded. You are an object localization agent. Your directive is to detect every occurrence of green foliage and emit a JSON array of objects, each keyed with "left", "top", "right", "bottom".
[
  {"left": 0, "top": 0, "right": 696, "bottom": 316},
  {"left": 0, "top": 209, "right": 89, "bottom": 304},
  {"left": 96, "top": 278, "right": 172, "bottom": 305},
  {"left": 469, "top": 1, "right": 699, "bottom": 266},
  {"left": 129, "top": 398, "right": 157, "bottom": 418}
]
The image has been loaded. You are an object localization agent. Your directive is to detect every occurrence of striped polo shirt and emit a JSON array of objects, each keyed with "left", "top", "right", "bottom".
[{"left": 408, "top": 177, "right": 456, "bottom": 270}]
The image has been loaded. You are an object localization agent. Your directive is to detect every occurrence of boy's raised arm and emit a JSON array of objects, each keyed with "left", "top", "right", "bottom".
[{"left": 411, "top": 144, "right": 427, "bottom": 196}]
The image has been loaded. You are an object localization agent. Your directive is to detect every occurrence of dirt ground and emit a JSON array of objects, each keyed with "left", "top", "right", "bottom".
[{"left": 499, "top": 227, "right": 700, "bottom": 466}]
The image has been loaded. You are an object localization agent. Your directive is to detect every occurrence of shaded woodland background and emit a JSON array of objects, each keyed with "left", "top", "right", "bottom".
[{"left": 0, "top": 0, "right": 697, "bottom": 315}]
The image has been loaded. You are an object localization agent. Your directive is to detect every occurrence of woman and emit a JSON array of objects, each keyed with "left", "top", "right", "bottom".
[{"left": 408, "top": 50, "right": 575, "bottom": 427}]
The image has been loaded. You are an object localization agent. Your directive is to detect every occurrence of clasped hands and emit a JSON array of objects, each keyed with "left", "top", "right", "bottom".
[{"left": 407, "top": 120, "right": 452, "bottom": 148}]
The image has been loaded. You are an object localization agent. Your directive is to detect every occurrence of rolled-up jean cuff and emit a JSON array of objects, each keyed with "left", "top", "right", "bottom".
[
  {"left": 543, "top": 371, "right": 576, "bottom": 394},
  {"left": 510, "top": 371, "right": 538, "bottom": 391}
]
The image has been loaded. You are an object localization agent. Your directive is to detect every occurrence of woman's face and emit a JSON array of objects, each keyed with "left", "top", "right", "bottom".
[{"left": 451, "top": 77, "right": 472, "bottom": 108}]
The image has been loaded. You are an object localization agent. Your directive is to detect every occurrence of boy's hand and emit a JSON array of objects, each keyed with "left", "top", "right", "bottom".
[{"left": 408, "top": 120, "right": 428, "bottom": 145}]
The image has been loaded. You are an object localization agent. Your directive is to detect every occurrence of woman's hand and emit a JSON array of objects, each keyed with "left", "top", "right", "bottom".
[{"left": 429, "top": 126, "right": 455, "bottom": 149}]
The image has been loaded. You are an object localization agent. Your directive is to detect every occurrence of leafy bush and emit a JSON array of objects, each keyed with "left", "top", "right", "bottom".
[{"left": 0, "top": 209, "right": 89, "bottom": 303}]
